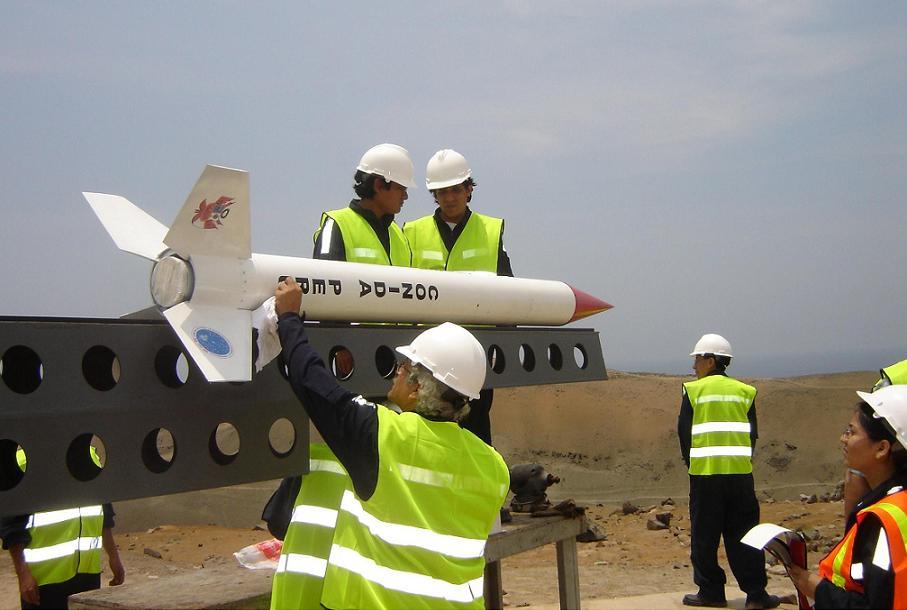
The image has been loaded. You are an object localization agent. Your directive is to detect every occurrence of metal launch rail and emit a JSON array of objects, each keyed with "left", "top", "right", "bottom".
[{"left": 0, "top": 315, "right": 606, "bottom": 516}]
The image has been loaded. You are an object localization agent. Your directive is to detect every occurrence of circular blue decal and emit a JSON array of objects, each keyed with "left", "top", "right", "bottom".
[{"left": 193, "top": 328, "right": 232, "bottom": 357}]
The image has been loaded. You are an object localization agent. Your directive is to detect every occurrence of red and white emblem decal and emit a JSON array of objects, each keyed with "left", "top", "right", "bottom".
[{"left": 192, "top": 196, "right": 235, "bottom": 229}]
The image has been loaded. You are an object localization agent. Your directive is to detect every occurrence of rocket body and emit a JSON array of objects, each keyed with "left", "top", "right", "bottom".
[{"left": 86, "top": 164, "right": 611, "bottom": 382}]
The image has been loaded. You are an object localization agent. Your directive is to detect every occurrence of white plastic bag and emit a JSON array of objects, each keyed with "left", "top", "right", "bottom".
[{"left": 233, "top": 538, "right": 283, "bottom": 570}]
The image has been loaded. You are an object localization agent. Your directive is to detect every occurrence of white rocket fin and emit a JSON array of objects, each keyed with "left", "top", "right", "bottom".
[
  {"left": 163, "top": 165, "right": 251, "bottom": 260},
  {"left": 162, "top": 302, "right": 253, "bottom": 382},
  {"left": 83, "top": 192, "right": 168, "bottom": 261}
]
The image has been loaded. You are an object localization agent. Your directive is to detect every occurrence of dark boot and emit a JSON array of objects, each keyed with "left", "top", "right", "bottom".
[{"left": 682, "top": 591, "right": 727, "bottom": 607}]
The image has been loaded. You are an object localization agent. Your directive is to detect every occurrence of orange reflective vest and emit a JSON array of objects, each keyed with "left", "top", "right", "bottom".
[{"left": 819, "top": 488, "right": 907, "bottom": 607}]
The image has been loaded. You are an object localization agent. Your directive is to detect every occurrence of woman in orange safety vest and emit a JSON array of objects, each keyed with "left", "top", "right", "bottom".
[{"left": 789, "top": 385, "right": 907, "bottom": 608}]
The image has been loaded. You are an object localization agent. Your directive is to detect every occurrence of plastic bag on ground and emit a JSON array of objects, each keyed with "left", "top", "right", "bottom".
[{"left": 234, "top": 538, "right": 283, "bottom": 570}]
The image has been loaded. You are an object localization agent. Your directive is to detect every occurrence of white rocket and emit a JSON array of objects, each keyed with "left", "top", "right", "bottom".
[{"left": 84, "top": 165, "right": 612, "bottom": 382}]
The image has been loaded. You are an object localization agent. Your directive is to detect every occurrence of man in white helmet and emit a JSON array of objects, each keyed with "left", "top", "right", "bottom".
[
  {"left": 313, "top": 143, "right": 415, "bottom": 267},
  {"left": 403, "top": 149, "right": 512, "bottom": 446},
  {"left": 269, "top": 277, "right": 509, "bottom": 610},
  {"left": 677, "top": 334, "right": 779, "bottom": 609}
]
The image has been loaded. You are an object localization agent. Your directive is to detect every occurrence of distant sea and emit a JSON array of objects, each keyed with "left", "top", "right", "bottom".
[{"left": 612, "top": 347, "right": 904, "bottom": 379}]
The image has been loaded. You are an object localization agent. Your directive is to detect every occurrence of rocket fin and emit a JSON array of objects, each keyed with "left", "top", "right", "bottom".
[
  {"left": 162, "top": 302, "right": 253, "bottom": 382},
  {"left": 164, "top": 165, "right": 251, "bottom": 260},
  {"left": 83, "top": 192, "right": 168, "bottom": 261}
]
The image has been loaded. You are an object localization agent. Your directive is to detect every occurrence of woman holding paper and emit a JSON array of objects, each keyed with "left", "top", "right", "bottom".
[{"left": 789, "top": 385, "right": 907, "bottom": 608}]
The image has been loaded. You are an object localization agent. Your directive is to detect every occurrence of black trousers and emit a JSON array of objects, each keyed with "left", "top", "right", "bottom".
[
  {"left": 460, "top": 388, "right": 494, "bottom": 445},
  {"left": 21, "top": 572, "right": 100, "bottom": 609},
  {"left": 689, "top": 473, "right": 767, "bottom": 598}
]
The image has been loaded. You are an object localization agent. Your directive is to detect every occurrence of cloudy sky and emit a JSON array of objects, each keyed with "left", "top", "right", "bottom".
[{"left": 2, "top": 2, "right": 905, "bottom": 377}]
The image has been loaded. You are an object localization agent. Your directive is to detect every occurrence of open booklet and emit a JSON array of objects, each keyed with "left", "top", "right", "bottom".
[
  {"left": 742, "top": 523, "right": 807, "bottom": 569},
  {"left": 742, "top": 523, "right": 810, "bottom": 610}
]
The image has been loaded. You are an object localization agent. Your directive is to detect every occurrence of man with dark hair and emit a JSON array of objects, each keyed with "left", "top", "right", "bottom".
[
  {"left": 677, "top": 333, "right": 779, "bottom": 609},
  {"left": 403, "top": 149, "right": 511, "bottom": 445},
  {"left": 313, "top": 143, "right": 414, "bottom": 267}
]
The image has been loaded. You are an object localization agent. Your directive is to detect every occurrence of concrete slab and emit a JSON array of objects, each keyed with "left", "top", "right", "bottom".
[{"left": 522, "top": 590, "right": 799, "bottom": 610}]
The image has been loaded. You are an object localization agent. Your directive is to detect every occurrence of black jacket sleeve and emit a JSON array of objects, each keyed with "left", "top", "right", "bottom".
[
  {"left": 277, "top": 313, "right": 379, "bottom": 499},
  {"left": 678, "top": 390, "right": 692, "bottom": 467},
  {"left": 814, "top": 513, "right": 893, "bottom": 609},
  {"left": 0, "top": 514, "right": 30, "bottom": 550},
  {"left": 497, "top": 223, "right": 513, "bottom": 277},
  {"left": 749, "top": 399, "right": 758, "bottom": 448},
  {"left": 103, "top": 503, "right": 115, "bottom": 529}
]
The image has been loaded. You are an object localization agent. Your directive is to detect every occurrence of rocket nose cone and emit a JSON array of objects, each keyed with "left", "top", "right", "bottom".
[{"left": 569, "top": 286, "right": 613, "bottom": 322}]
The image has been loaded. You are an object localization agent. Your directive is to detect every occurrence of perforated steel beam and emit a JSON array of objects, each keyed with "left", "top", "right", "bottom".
[{"left": 0, "top": 316, "right": 605, "bottom": 516}]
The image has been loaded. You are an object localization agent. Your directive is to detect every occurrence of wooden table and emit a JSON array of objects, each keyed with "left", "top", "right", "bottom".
[
  {"left": 483, "top": 512, "right": 585, "bottom": 610},
  {"left": 72, "top": 513, "right": 585, "bottom": 609}
]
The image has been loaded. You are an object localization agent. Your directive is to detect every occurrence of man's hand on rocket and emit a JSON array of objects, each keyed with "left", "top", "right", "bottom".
[{"left": 275, "top": 276, "right": 302, "bottom": 316}]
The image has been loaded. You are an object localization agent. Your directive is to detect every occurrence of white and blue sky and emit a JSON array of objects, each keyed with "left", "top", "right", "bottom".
[{"left": 2, "top": 2, "right": 905, "bottom": 376}]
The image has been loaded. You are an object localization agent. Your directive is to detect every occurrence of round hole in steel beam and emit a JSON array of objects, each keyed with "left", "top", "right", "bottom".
[
  {"left": 487, "top": 345, "right": 506, "bottom": 374},
  {"left": 547, "top": 344, "right": 563, "bottom": 371},
  {"left": 573, "top": 344, "right": 588, "bottom": 370},
  {"left": 67, "top": 433, "right": 105, "bottom": 481},
  {"left": 518, "top": 344, "right": 536, "bottom": 372},
  {"left": 142, "top": 428, "right": 176, "bottom": 474},
  {"left": 209, "top": 422, "right": 240, "bottom": 466},
  {"left": 329, "top": 346, "right": 354, "bottom": 381},
  {"left": 268, "top": 418, "right": 296, "bottom": 457},
  {"left": 0, "top": 439, "right": 26, "bottom": 491},
  {"left": 1, "top": 345, "right": 44, "bottom": 394},
  {"left": 82, "top": 345, "right": 121, "bottom": 391},
  {"left": 155, "top": 346, "right": 190, "bottom": 388},
  {"left": 375, "top": 346, "right": 397, "bottom": 379}
]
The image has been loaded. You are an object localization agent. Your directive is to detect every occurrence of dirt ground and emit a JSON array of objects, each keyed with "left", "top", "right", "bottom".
[
  {"left": 0, "top": 500, "right": 843, "bottom": 608},
  {"left": 0, "top": 369, "right": 874, "bottom": 608}
]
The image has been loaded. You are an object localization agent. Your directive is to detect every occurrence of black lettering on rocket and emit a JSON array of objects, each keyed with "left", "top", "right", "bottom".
[{"left": 278, "top": 275, "right": 342, "bottom": 296}]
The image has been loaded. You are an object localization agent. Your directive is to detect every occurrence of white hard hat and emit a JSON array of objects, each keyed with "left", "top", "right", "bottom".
[
  {"left": 426, "top": 149, "right": 472, "bottom": 190},
  {"left": 396, "top": 322, "right": 486, "bottom": 399},
  {"left": 357, "top": 143, "right": 417, "bottom": 189},
  {"left": 857, "top": 385, "right": 907, "bottom": 448},
  {"left": 689, "top": 333, "right": 733, "bottom": 358}
]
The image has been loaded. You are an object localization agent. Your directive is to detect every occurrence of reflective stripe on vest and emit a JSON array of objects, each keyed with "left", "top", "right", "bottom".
[
  {"left": 820, "top": 528, "right": 858, "bottom": 590},
  {"left": 320, "top": 408, "right": 509, "bottom": 609},
  {"left": 819, "top": 488, "right": 907, "bottom": 605},
  {"left": 683, "top": 376, "right": 756, "bottom": 475},
  {"left": 328, "top": 544, "right": 485, "bottom": 604},
  {"left": 316, "top": 208, "right": 410, "bottom": 266},
  {"left": 867, "top": 496, "right": 907, "bottom": 609},
  {"left": 271, "top": 444, "right": 352, "bottom": 610},
  {"left": 24, "top": 505, "right": 104, "bottom": 586},
  {"left": 404, "top": 213, "right": 502, "bottom": 272}
]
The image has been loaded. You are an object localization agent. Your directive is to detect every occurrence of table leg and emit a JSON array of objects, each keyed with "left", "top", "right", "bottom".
[
  {"left": 556, "top": 536, "right": 580, "bottom": 610},
  {"left": 484, "top": 559, "right": 503, "bottom": 610}
]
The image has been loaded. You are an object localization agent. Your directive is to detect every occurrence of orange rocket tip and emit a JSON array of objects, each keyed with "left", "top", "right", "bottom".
[{"left": 569, "top": 286, "right": 613, "bottom": 322}]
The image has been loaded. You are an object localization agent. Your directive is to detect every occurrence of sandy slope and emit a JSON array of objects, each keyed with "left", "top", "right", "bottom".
[{"left": 0, "top": 369, "right": 876, "bottom": 608}]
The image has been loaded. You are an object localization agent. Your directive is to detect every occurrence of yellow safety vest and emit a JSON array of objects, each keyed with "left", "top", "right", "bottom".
[
  {"left": 17, "top": 447, "right": 104, "bottom": 586},
  {"left": 271, "top": 444, "right": 352, "bottom": 610},
  {"left": 683, "top": 375, "right": 756, "bottom": 475},
  {"left": 315, "top": 207, "right": 411, "bottom": 266},
  {"left": 404, "top": 213, "right": 502, "bottom": 272},
  {"left": 320, "top": 407, "right": 509, "bottom": 609},
  {"left": 875, "top": 359, "right": 907, "bottom": 391}
]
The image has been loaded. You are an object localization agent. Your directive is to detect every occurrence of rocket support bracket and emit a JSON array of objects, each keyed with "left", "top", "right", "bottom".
[{"left": 0, "top": 315, "right": 606, "bottom": 516}]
